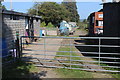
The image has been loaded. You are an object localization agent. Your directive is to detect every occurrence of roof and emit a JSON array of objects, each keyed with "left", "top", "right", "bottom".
[
  {"left": 98, "top": 9, "right": 103, "bottom": 12},
  {"left": 88, "top": 9, "right": 103, "bottom": 17},
  {"left": 100, "top": 2, "right": 120, "bottom": 5},
  {"left": 0, "top": 9, "right": 42, "bottom": 19}
]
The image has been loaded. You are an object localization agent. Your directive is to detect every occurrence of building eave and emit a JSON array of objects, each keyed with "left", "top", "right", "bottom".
[{"left": 1, "top": 9, "right": 42, "bottom": 19}]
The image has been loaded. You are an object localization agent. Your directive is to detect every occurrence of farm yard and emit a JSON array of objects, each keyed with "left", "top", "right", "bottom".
[
  {"left": 1, "top": 0, "right": 120, "bottom": 79},
  {"left": 2, "top": 29, "right": 120, "bottom": 79}
]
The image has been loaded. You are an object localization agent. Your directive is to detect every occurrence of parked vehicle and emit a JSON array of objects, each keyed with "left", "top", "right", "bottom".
[
  {"left": 59, "top": 20, "right": 76, "bottom": 36},
  {"left": 59, "top": 20, "right": 69, "bottom": 36}
]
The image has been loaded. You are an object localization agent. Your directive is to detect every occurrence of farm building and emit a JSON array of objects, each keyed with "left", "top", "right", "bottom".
[
  {"left": 103, "top": 2, "right": 120, "bottom": 37},
  {"left": 87, "top": 9, "right": 103, "bottom": 36},
  {"left": 1, "top": 9, "right": 41, "bottom": 56},
  {"left": 87, "top": 2, "right": 120, "bottom": 37},
  {"left": 102, "top": 2, "right": 120, "bottom": 53}
]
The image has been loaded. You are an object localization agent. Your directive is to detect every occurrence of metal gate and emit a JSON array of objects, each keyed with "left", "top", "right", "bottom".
[{"left": 20, "top": 36, "right": 120, "bottom": 73}]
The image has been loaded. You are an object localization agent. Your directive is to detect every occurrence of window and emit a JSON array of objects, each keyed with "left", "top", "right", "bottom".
[
  {"left": 96, "top": 20, "right": 103, "bottom": 26},
  {"left": 13, "top": 15, "right": 19, "bottom": 20},
  {"left": 96, "top": 20, "right": 98, "bottom": 26},
  {"left": 10, "top": 15, "right": 13, "bottom": 20},
  {"left": 92, "top": 16, "right": 94, "bottom": 23},
  {"left": 10, "top": 15, "right": 20, "bottom": 20},
  {"left": 98, "top": 14, "right": 103, "bottom": 18},
  {"left": 98, "top": 21, "right": 103, "bottom": 26}
]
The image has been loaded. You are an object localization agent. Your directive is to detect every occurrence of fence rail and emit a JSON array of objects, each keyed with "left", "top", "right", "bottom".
[{"left": 21, "top": 36, "right": 120, "bottom": 73}]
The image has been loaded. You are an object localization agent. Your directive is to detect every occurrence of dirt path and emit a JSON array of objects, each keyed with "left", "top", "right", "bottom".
[
  {"left": 69, "top": 29, "right": 88, "bottom": 37},
  {"left": 22, "top": 29, "right": 113, "bottom": 78},
  {"left": 23, "top": 38, "right": 62, "bottom": 59},
  {"left": 23, "top": 38, "right": 63, "bottom": 78}
]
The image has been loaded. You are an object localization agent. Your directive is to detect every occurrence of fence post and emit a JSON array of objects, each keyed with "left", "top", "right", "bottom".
[
  {"left": 44, "top": 37, "right": 46, "bottom": 67},
  {"left": 98, "top": 38, "right": 101, "bottom": 68},
  {"left": 16, "top": 31, "right": 21, "bottom": 59},
  {"left": 70, "top": 39, "right": 72, "bottom": 69},
  {"left": 16, "top": 37, "right": 20, "bottom": 59},
  {"left": 20, "top": 37, "right": 22, "bottom": 58}
]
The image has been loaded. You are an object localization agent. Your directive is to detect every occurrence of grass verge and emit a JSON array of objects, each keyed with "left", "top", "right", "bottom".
[
  {"left": 55, "top": 46, "right": 93, "bottom": 78},
  {"left": 2, "top": 60, "right": 39, "bottom": 78},
  {"left": 55, "top": 68, "right": 93, "bottom": 78},
  {"left": 99, "top": 63, "right": 120, "bottom": 78},
  {"left": 55, "top": 45, "right": 120, "bottom": 78}
]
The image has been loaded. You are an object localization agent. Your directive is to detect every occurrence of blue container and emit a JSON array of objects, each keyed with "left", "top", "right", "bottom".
[
  {"left": 40, "top": 30, "right": 43, "bottom": 37},
  {"left": 1, "top": 38, "right": 8, "bottom": 57}
]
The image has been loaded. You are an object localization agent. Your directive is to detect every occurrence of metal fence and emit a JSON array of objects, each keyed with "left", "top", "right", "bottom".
[{"left": 21, "top": 36, "right": 120, "bottom": 73}]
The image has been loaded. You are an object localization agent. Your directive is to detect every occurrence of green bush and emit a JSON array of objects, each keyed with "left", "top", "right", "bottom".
[
  {"left": 41, "top": 22, "right": 55, "bottom": 28},
  {"left": 47, "top": 22, "right": 55, "bottom": 27}
]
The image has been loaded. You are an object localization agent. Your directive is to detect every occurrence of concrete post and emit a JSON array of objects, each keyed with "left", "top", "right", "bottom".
[{"left": 0, "top": 8, "right": 2, "bottom": 80}]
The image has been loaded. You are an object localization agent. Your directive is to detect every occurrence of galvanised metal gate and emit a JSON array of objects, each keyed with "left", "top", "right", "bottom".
[{"left": 20, "top": 36, "right": 120, "bottom": 73}]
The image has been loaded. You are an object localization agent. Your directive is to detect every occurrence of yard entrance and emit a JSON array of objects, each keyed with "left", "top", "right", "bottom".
[{"left": 20, "top": 36, "right": 120, "bottom": 78}]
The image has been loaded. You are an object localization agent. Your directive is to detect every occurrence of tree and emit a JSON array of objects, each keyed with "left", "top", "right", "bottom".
[
  {"left": 40, "top": 21, "right": 46, "bottom": 27},
  {"left": 77, "top": 20, "right": 88, "bottom": 29},
  {"left": 83, "top": 19, "right": 87, "bottom": 23},
  {"left": 0, "top": 2, "right": 6, "bottom": 9},
  {"left": 28, "top": 2, "right": 70, "bottom": 26},
  {"left": 62, "top": 0, "right": 80, "bottom": 22}
]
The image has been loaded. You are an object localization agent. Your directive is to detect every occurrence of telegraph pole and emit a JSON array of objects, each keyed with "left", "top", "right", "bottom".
[{"left": 10, "top": 0, "right": 12, "bottom": 10}]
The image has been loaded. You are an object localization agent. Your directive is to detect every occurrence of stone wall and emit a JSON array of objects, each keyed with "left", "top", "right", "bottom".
[
  {"left": 2, "top": 13, "right": 41, "bottom": 50},
  {"left": 3, "top": 14, "right": 26, "bottom": 49},
  {"left": 33, "top": 19, "right": 41, "bottom": 36}
]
